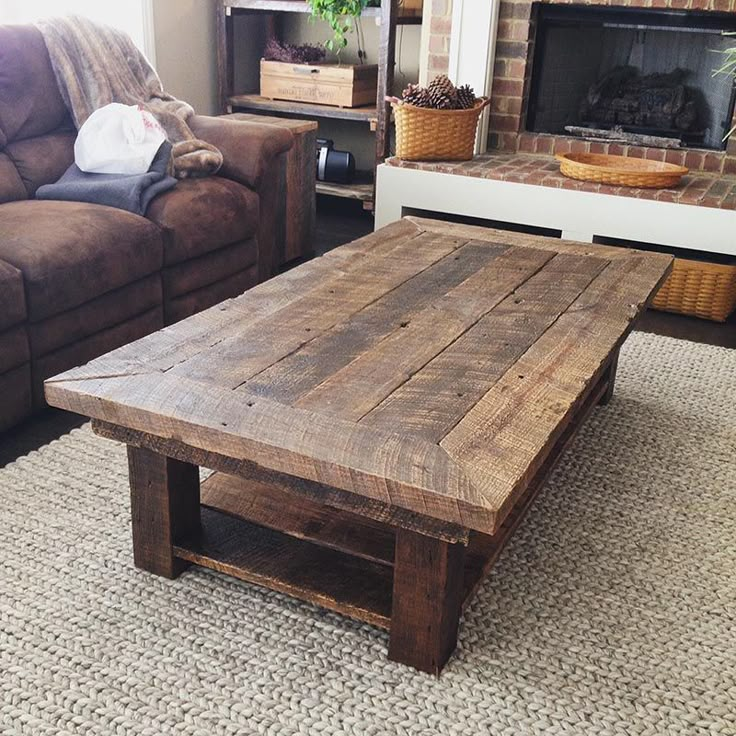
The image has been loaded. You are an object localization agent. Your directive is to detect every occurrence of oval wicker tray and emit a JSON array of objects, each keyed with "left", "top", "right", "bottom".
[{"left": 556, "top": 153, "right": 688, "bottom": 189}]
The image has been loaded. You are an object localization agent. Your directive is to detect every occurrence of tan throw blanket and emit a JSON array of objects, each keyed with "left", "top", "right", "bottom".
[{"left": 37, "top": 15, "right": 222, "bottom": 179}]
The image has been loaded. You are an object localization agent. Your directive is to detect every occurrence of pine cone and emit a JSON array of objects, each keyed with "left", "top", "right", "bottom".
[
  {"left": 402, "top": 83, "right": 431, "bottom": 108},
  {"left": 456, "top": 84, "right": 477, "bottom": 110},
  {"left": 427, "top": 75, "right": 459, "bottom": 109}
]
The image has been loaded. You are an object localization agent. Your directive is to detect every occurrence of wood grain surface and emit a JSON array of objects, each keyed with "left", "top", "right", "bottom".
[{"left": 46, "top": 217, "right": 672, "bottom": 537}]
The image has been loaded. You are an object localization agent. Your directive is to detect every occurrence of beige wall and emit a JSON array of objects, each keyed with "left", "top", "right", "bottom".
[{"left": 152, "top": 0, "right": 218, "bottom": 115}]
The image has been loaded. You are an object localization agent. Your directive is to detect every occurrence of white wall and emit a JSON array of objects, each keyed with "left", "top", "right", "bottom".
[
  {"left": 1, "top": 0, "right": 150, "bottom": 55},
  {"left": 152, "top": 0, "right": 218, "bottom": 115}
]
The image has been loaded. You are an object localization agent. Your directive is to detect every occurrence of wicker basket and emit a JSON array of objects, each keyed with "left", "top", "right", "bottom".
[
  {"left": 556, "top": 153, "right": 688, "bottom": 188},
  {"left": 390, "top": 97, "right": 490, "bottom": 161},
  {"left": 652, "top": 257, "right": 736, "bottom": 322}
]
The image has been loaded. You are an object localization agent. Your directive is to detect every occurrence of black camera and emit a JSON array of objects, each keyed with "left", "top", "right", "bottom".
[{"left": 316, "top": 138, "right": 356, "bottom": 185}]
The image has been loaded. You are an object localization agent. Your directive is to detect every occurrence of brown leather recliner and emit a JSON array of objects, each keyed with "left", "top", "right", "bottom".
[{"left": 0, "top": 24, "right": 294, "bottom": 433}]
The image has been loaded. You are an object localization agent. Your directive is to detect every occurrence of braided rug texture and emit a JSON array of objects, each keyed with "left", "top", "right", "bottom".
[{"left": 1, "top": 332, "right": 734, "bottom": 736}]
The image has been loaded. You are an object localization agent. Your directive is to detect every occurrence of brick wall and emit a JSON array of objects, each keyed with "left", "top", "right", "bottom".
[
  {"left": 488, "top": 0, "right": 736, "bottom": 173},
  {"left": 426, "top": 0, "right": 453, "bottom": 78}
]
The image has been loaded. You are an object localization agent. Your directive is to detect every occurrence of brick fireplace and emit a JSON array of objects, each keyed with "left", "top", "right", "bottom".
[
  {"left": 384, "top": 0, "right": 735, "bottom": 260},
  {"left": 488, "top": 0, "right": 736, "bottom": 174}
]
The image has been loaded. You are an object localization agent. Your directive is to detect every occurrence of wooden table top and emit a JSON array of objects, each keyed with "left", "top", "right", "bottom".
[{"left": 46, "top": 217, "right": 672, "bottom": 536}]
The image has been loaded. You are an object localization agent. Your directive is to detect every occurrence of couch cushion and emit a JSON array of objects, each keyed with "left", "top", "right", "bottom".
[
  {"left": 0, "top": 25, "right": 72, "bottom": 145},
  {"left": 146, "top": 176, "right": 259, "bottom": 266},
  {"left": 165, "top": 265, "right": 259, "bottom": 325},
  {"left": 0, "top": 259, "right": 26, "bottom": 331},
  {"left": 5, "top": 131, "right": 76, "bottom": 197},
  {"left": 28, "top": 275, "right": 162, "bottom": 358},
  {"left": 163, "top": 238, "right": 258, "bottom": 300},
  {"left": 0, "top": 325, "right": 29, "bottom": 374},
  {"left": 0, "top": 200, "right": 163, "bottom": 322},
  {"left": 0, "top": 153, "right": 26, "bottom": 204}
]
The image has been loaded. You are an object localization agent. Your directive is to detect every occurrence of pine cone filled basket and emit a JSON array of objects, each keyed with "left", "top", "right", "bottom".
[{"left": 388, "top": 96, "right": 490, "bottom": 162}]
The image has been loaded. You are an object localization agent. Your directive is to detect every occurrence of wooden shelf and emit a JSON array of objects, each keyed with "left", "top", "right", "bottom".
[
  {"left": 225, "top": 0, "right": 421, "bottom": 23},
  {"left": 218, "top": 0, "right": 400, "bottom": 214},
  {"left": 200, "top": 472, "right": 395, "bottom": 566},
  {"left": 170, "top": 469, "right": 549, "bottom": 634},
  {"left": 227, "top": 0, "right": 382, "bottom": 17},
  {"left": 174, "top": 505, "right": 393, "bottom": 629},
  {"left": 316, "top": 177, "right": 374, "bottom": 204},
  {"left": 229, "top": 94, "right": 377, "bottom": 124}
]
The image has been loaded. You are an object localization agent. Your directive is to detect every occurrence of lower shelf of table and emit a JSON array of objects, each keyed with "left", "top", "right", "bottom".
[
  {"left": 171, "top": 468, "right": 547, "bottom": 632},
  {"left": 175, "top": 503, "right": 395, "bottom": 629}
]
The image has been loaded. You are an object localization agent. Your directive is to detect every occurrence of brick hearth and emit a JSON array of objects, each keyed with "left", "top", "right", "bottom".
[{"left": 386, "top": 154, "right": 736, "bottom": 209}]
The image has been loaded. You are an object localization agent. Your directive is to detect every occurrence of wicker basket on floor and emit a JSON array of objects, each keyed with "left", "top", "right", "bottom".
[
  {"left": 390, "top": 97, "right": 490, "bottom": 161},
  {"left": 652, "top": 257, "right": 736, "bottom": 322}
]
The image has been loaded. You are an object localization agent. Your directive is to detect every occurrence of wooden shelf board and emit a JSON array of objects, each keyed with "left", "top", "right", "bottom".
[
  {"left": 227, "top": 1, "right": 420, "bottom": 23},
  {"left": 174, "top": 506, "right": 393, "bottom": 629},
  {"left": 200, "top": 472, "right": 395, "bottom": 566},
  {"left": 227, "top": 0, "right": 381, "bottom": 17},
  {"left": 229, "top": 94, "right": 377, "bottom": 124},
  {"left": 316, "top": 177, "right": 374, "bottom": 203}
]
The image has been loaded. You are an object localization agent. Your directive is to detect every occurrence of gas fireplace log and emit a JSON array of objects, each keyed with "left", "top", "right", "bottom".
[{"left": 564, "top": 126, "right": 683, "bottom": 149}]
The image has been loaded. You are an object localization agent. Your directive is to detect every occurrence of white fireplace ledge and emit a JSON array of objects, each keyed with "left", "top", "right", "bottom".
[{"left": 375, "top": 164, "right": 735, "bottom": 257}]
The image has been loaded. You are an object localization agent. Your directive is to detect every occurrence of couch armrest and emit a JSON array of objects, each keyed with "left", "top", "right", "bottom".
[
  {"left": 189, "top": 115, "right": 294, "bottom": 281},
  {"left": 189, "top": 115, "right": 293, "bottom": 191}
]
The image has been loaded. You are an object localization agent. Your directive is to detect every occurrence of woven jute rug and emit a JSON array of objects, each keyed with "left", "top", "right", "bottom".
[{"left": 1, "top": 332, "right": 734, "bottom": 735}]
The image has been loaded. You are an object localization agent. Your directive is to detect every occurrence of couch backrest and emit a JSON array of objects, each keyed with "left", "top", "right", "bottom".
[{"left": 0, "top": 24, "right": 75, "bottom": 203}]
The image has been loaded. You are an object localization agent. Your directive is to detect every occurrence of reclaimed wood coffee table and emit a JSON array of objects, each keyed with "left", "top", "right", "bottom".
[{"left": 45, "top": 217, "right": 672, "bottom": 675}]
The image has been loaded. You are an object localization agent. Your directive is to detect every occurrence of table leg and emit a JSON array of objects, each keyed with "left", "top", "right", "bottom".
[
  {"left": 599, "top": 351, "right": 620, "bottom": 406},
  {"left": 388, "top": 529, "right": 466, "bottom": 675},
  {"left": 127, "top": 446, "right": 201, "bottom": 579}
]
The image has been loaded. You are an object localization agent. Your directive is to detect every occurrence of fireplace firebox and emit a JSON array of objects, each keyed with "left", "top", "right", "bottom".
[{"left": 526, "top": 6, "right": 736, "bottom": 150}]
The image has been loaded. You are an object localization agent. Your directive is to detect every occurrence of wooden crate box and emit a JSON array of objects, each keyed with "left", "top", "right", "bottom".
[{"left": 260, "top": 60, "right": 378, "bottom": 109}]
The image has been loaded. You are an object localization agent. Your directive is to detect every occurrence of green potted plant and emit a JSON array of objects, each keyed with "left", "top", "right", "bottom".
[{"left": 306, "top": 0, "right": 377, "bottom": 54}]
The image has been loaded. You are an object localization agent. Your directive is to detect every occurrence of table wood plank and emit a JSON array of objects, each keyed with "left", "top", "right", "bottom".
[
  {"left": 243, "top": 241, "right": 508, "bottom": 404},
  {"left": 46, "top": 372, "right": 495, "bottom": 532},
  {"left": 405, "top": 216, "right": 642, "bottom": 259},
  {"left": 167, "top": 231, "right": 471, "bottom": 389},
  {"left": 360, "top": 252, "right": 609, "bottom": 442},
  {"left": 294, "top": 246, "right": 555, "bottom": 422},
  {"left": 441, "top": 252, "right": 673, "bottom": 523},
  {"left": 46, "top": 219, "right": 425, "bottom": 383},
  {"left": 93, "top": 419, "right": 470, "bottom": 542}
]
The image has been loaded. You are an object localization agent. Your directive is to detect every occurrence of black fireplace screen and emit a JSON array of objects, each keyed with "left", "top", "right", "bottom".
[{"left": 526, "top": 5, "right": 736, "bottom": 150}]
